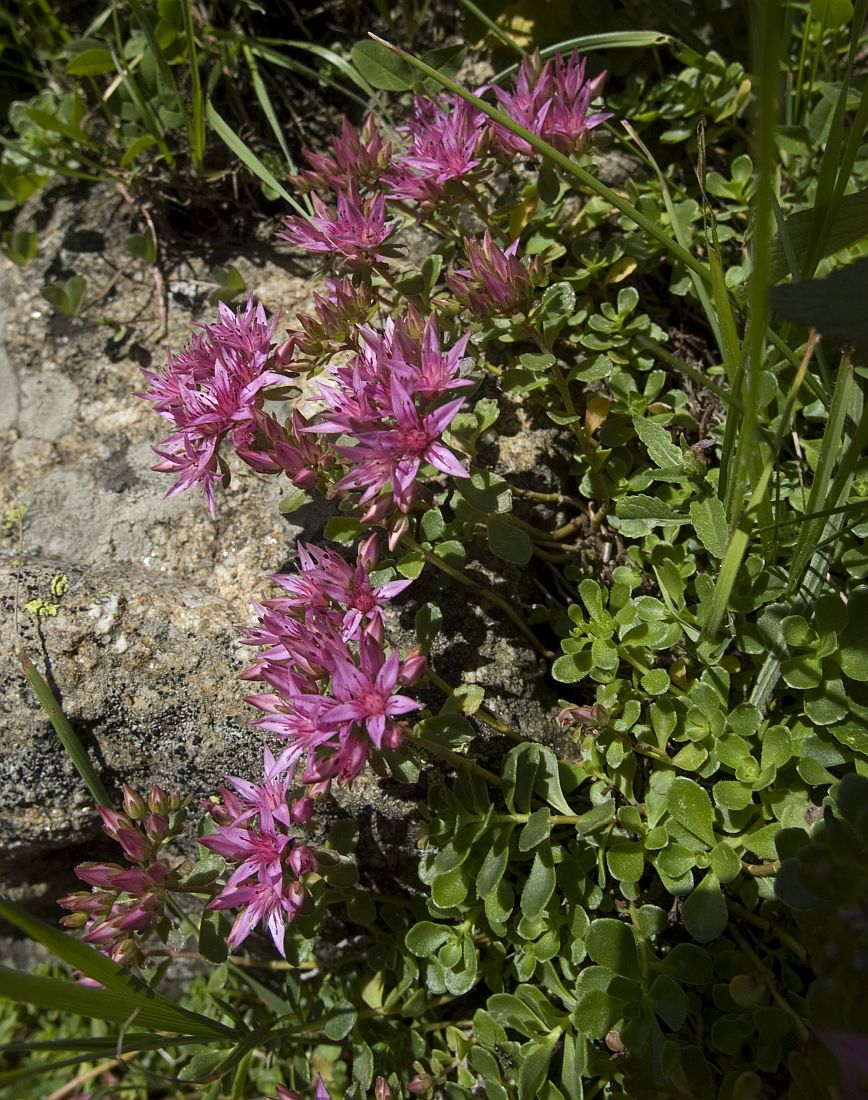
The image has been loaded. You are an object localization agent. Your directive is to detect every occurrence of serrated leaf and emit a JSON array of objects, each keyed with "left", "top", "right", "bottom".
[
  {"left": 690, "top": 496, "right": 729, "bottom": 559},
  {"left": 66, "top": 47, "right": 116, "bottom": 76},
  {"left": 633, "top": 416, "right": 683, "bottom": 468}
]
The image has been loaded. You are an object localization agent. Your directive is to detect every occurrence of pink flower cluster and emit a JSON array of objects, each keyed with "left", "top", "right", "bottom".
[
  {"left": 200, "top": 746, "right": 318, "bottom": 957},
  {"left": 58, "top": 784, "right": 188, "bottom": 966},
  {"left": 492, "top": 50, "right": 612, "bottom": 157},
  {"left": 140, "top": 299, "right": 285, "bottom": 515},
  {"left": 240, "top": 532, "right": 424, "bottom": 786},
  {"left": 314, "top": 311, "right": 472, "bottom": 514}
]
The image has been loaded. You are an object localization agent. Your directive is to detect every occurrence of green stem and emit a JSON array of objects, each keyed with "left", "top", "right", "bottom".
[
  {"left": 729, "top": 923, "right": 810, "bottom": 1043},
  {"left": 413, "top": 733, "right": 503, "bottom": 786},
  {"left": 401, "top": 535, "right": 554, "bottom": 659},
  {"left": 424, "top": 668, "right": 526, "bottom": 743},
  {"left": 727, "top": 900, "right": 807, "bottom": 962}
]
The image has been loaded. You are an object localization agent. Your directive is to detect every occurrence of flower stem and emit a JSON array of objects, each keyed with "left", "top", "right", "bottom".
[
  {"left": 425, "top": 666, "right": 526, "bottom": 743},
  {"left": 413, "top": 732, "right": 503, "bottom": 786},
  {"left": 401, "top": 534, "right": 555, "bottom": 659}
]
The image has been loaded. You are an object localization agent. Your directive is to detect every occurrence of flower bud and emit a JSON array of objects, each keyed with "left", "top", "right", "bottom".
[
  {"left": 144, "top": 812, "right": 169, "bottom": 844},
  {"left": 75, "top": 862, "right": 124, "bottom": 889},
  {"left": 358, "top": 532, "right": 379, "bottom": 572},
  {"left": 97, "top": 807, "right": 130, "bottom": 840},
  {"left": 122, "top": 784, "right": 147, "bottom": 820},
  {"left": 290, "top": 795, "right": 315, "bottom": 824},
  {"left": 117, "top": 828, "right": 155, "bottom": 864},
  {"left": 61, "top": 910, "right": 89, "bottom": 929},
  {"left": 364, "top": 615, "right": 385, "bottom": 646},
  {"left": 387, "top": 513, "right": 410, "bottom": 551},
  {"left": 148, "top": 784, "right": 169, "bottom": 815},
  {"left": 361, "top": 494, "right": 392, "bottom": 525},
  {"left": 408, "top": 1072, "right": 433, "bottom": 1095},
  {"left": 110, "top": 937, "right": 140, "bottom": 967},
  {"left": 374, "top": 1077, "right": 393, "bottom": 1100},
  {"left": 307, "top": 779, "right": 332, "bottom": 801},
  {"left": 288, "top": 844, "right": 317, "bottom": 877},
  {"left": 399, "top": 649, "right": 426, "bottom": 686}
]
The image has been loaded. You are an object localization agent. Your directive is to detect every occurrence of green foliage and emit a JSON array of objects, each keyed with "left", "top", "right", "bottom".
[{"left": 6, "top": 1, "right": 868, "bottom": 1098}]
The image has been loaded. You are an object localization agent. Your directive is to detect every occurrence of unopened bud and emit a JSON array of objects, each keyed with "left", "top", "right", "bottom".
[
  {"left": 98, "top": 807, "right": 131, "bottom": 840},
  {"left": 387, "top": 513, "right": 410, "bottom": 552},
  {"left": 148, "top": 784, "right": 169, "bottom": 815},
  {"left": 122, "top": 785, "right": 147, "bottom": 820},
  {"left": 290, "top": 795, "right": 314, "bottom": 824},
  {"left": 399, "top": 649, "right": 426, "bottom": 686},
  {"left": 361, "top": 495, "right": 392, "bottom": 525},
  {"left": 144, "top": 813, "right": 169, "bottom": 844},
  {"left": 358, "top": 532, "right": 379, "bottom": 572},
  {"left": 364, "top": 615, "right": 385, "bottom": 645},
  {"left": 307, "top": 779, "right": 331, "bottom": 801},
  {"left": 374, "top": 1077, "right": 393, "bottom": 1100},
  {"left": 408, "top": 1073, "right": 433, "bottom": 1095}
]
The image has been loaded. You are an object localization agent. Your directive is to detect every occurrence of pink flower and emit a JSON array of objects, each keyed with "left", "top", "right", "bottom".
[
  {"left": 139, "top": 299, "right": 281, "bottom": 515},
  {"left": 208, "top": 877, "right": 306, "bottom": 957},
  {"left": 492, "top": 50, "right": 611, "bottom": 157},
  {"left": 281, "top": 277, "right": 375, "bottom": 359},
  {"left": 447, "top": 232, "right": 542, "bottom": 316},
  {"left": 278, "top": 184, "right": 396, "bottom": 271},
  {"left": 329, "top": 632, "right": 422, "bottom": 748},
  {"left": 385, "top": 95, "right": 486, "bottom": 207},
  {"left": 332, "top": 377, "right": 468, "bottom": 512},
  {"left": 290, "top": 115, "right": 392, "bottom": 194}
]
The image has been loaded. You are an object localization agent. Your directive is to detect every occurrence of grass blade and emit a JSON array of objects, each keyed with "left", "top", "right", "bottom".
[
  {"left": 180, "top": 0, "right": 205, "bottom": 172},
  {"left": 206, "top": 101, "right": 308, "bottom": 217},
  {"left": 16, "top": 649, "right": 112, "bottom": 807},
  {"left": 0, "top": 966, "right": 231, "bottom": 1039},
  {"left": 0, "top": 899, "right": 237, "bottom": 1039},
  {"left": 454, "top": 0, "right": 524, "bottom": 54},
  {"left": 493, "top": 31, "right": 677, "bottom": 81},
  {"left": 241, "top": 43, "right": 297, "bottom": 174}
]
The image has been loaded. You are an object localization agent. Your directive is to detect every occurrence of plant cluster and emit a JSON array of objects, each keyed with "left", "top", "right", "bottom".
[{"left": 3, "top": 3, "right": 868, "bottom": 1099}]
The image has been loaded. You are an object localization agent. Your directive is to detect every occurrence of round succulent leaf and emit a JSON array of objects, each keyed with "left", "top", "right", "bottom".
[
  {"left": 585, "top": 918, "right": 640, "bottom": 979},
  {"left": 606, "top": 840, "right": 645, "bottom": 882},
  {"left": 710, "top": 842, "right": 742, "bottom": 884},
  {"left": 432, "top": 866, "right": 470, "bottom": 909},
  {"left": 521, "top": 842, "right": 557, "bottom": 917},
  {"left": 681, "top": 872, "right": 728, "bottom": 943},
  {"left": 667, "top": 777, "right": 716, "bottom": 848},
  {"left": 781, "top": 653, "right": 824, "bottom": 690},
  {"left": 648, "top": 973, "right": 690, "bottom": 1030}
]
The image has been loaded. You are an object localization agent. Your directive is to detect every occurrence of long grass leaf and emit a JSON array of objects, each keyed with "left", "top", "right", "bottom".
[
  {"left": 702, "top": 332, "right": 818, "bottom": 637},
  {"left": 180, "top": 0, "right": 205, "bottom": 171},
  {"left": 16, "top": 650, "right": 112, "bottom": 807},
  {"left": 493, "top": 31, "right": 677, "bottom": 81},
  {"left": 0, "top": 900, "right": 237, "bottom": 1039},
  {"left": 0, "top": 967, "right": 231, "bottom": 1039},
  {"left": 206, "top": 101, "right": 308, "bottom": 217},
  {"left": 241, "top": 43, "right": 296, "bottom": 173}
]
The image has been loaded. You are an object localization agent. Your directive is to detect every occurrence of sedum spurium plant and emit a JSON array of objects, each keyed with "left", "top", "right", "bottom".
[{"left": 3, "top": 4, "right": 868, "bottom": 1098}]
